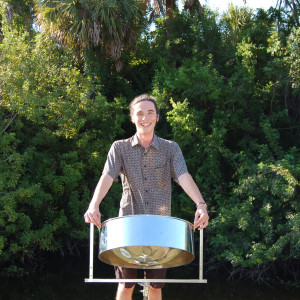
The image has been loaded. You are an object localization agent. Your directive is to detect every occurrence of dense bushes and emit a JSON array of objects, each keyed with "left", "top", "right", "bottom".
[
  {"left": 0, "top": 31, "right": 124, "bottom": 274},
  {"left": 153, "top": 8, "right": 300, "bottom": 282},
  {"left": 0, "top": 1, "right": 299, "bottom": 283}
]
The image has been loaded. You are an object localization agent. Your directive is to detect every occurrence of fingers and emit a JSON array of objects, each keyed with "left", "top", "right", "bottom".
[
  {"left": 194, "top": 209, "right": 209, "bottom": 230},
  {"left": 84, "top": 210, "right": 101, "bottom": 227},
  {"left": 196, "top": 219, "right": 209, "bottom": 230}
]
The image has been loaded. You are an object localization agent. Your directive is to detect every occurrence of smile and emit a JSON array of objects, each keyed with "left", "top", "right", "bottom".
[{"left": 141, "top": 123, "right": 152, "bottom": 127}]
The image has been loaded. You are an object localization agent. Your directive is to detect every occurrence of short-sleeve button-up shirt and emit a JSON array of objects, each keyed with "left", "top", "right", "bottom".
[{"left": 103, "top": 134, "right": 188, "bottom": 216}]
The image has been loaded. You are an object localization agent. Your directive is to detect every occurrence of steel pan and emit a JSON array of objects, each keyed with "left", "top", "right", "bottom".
[{"left": 98, "top": 215, "right": 195, "bottom": 269}]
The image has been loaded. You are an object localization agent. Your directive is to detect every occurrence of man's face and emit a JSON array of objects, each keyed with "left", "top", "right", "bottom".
[{"left": 131, "top": 100, "right": 159, "bottom": 136}]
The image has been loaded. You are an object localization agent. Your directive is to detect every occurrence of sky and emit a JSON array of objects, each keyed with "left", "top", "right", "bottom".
[{"left": 203, "top": 0, "right": 278, "bottom": 13}]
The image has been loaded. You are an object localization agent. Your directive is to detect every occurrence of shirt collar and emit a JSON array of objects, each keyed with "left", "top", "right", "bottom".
[{"left": 131, "top": 134, "right": 159, "bottom": 150}]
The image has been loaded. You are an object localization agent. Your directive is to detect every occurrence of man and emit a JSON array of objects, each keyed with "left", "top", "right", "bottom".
[{"left": 84, "top": 94, "right": 209, "bottom": 300}]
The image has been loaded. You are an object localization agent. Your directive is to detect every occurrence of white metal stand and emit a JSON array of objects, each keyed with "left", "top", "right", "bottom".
[
  {"left": 85, "top": 223, "right": 207, "bottom": 285},
  {"left": 138, "top": 282, "right": 150, "bottom": 300}
]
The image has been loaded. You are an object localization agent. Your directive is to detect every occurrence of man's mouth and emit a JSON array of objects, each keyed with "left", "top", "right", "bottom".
[{"left": 141, "top": 122, "right": 151, "bottom": 127}]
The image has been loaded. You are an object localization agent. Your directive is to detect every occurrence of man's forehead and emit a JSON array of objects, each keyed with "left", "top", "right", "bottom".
[{"left": 133, "top": 100, "right": 156, "bottom": 112}]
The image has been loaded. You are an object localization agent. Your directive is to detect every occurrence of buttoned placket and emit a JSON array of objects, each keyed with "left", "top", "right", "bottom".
[{"left": 142, "top": 147, "right": 150, "bottom": 209}]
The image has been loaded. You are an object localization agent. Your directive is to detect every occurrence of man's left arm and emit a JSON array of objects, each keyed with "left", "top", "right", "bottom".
[{"left": 178, "top": 173, "right": 209, "bottom": 230}]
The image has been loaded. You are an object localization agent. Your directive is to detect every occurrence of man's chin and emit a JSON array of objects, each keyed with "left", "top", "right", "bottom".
[{"left": 137, "top": 128, "right": 155, "bottom": 135}]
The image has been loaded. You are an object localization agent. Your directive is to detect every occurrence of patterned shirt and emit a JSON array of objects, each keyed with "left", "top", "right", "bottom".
[{"left": 103, "top": 134, "right": 188, "bottom": 216}]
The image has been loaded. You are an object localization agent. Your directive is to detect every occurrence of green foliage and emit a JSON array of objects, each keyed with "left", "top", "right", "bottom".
[
  {"left": 34, "top": 0, "right": 146, "bottom": 71},
  {"left": 210, "top": 157, "right": 299, "bottom": 268},
  {"left": 152, "top": 7, "right": 223, "bottom": 68},
  {"left": 0, "top": 0, "right": 35, "bottom": 33},
  {"left": 288, "top": 27, "right": 300, "bottom": 89},
  {"left": 151, "top": 6, "right": 299, "bottom": 283},
  {"left": 0, "top": 29, "right": 124, "bottom": 273}
]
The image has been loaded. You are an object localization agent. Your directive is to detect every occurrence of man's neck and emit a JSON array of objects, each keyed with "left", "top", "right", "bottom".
[{"left": 136, "top": 132, "right": 154, "bottom": 148}]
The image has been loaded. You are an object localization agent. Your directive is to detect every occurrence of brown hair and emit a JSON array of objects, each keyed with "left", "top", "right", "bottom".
[{"left": 129, "top": 94, "right": 160, "bottom": 121}]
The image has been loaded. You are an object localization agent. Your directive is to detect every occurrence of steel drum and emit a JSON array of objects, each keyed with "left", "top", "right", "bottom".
[{"left": 98, "top": 215, "right": 195, "bottom": 269}]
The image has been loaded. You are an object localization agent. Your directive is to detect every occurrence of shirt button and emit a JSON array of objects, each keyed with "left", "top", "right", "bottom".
[
  {"left": 144, "top": 165, "right": 146, "bottom": 168},
  {"left": 145, "top": 177, "right": 147, "bottom": 180},
  {"left": 146, "top": 190, "right": 148, "bottom": 192}
]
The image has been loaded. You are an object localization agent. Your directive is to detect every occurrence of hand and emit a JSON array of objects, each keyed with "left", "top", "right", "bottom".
[
  {"left": 194, "top": 204, "right": 209, "bottom": 230},
  {"left": 84, "top": 205, "right": 101, "bottom": 227}
]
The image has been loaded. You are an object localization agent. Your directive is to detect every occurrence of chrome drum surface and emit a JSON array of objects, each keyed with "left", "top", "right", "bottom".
[{"left": 98, "top": 215, "right": 195, "bottom": 269}]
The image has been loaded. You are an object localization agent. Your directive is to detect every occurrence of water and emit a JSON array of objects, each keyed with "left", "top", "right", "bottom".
[{"left": 0, "top": 256, "right": 299, "bottom": 300}]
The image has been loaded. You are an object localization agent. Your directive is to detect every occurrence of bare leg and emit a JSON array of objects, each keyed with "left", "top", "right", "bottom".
[
  {"left": 148, "top": 286, "right": 162, "bottom": 300},
  {"left": 115, "top": 283, "right": 135, "bottom": 300}
]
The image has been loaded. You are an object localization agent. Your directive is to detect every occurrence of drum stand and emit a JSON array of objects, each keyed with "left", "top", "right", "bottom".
[
  {"left": 85, "top": 223, "right": 207, "bottom": 298},
  {"left": 138, "top": 282, "right": 150, "bottom": 300}
]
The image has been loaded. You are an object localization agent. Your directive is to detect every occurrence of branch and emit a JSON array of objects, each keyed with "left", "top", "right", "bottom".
[{"left": 1, "top": 112, "right": 18, "bottom": 134}]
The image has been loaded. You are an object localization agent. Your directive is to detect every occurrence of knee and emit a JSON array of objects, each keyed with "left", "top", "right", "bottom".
[
  {"left": 149, "top": 286, "right": 162, "bottom": 299},
  {"left": 116, "top": 283, "right": 135, "bottom": 299},
  {"left": 149, "top": 286, "right": 161, "bottom": 292}
]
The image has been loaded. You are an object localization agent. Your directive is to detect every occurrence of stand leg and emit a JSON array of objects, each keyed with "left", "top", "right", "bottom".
[
  {"left": 89, "top": 223, "right": 94, "bottom": 279},
  {"left": 139, "top": 282, "right": 150, "bottom": 300},
  {"left": 143, "top": 283, "right": 150, "bottom": 300},
  {"left": 199, "top": 229, "right": 203, "bottom": 280}
]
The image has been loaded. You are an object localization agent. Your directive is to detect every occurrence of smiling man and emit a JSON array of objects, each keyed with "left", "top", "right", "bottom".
[{"left": 84, "top": 94, "right": 209, "bottom": 300}]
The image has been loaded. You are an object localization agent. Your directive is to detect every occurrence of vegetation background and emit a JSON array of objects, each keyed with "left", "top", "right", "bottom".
[{"left": 0, "top": 0, "right": 299, "bottom": 286}]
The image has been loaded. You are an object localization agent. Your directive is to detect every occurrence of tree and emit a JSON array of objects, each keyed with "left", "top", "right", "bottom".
[
  {"left": 0, "top": 0, "right": 35, "bottom": 39},
  {"left": 146, "top": 0, "right": 203, "bottom": 54},
  {"left": 288, "top": 27, "right": 300, "bottom": 88},
  {"left": 277, "top": 0, "right": 300, "bottom": 26},
  {"left": 34, "top": 0, "right": 146, "bottom": 71}
]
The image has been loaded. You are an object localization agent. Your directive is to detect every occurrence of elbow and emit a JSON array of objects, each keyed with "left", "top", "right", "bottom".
[{"left": 178, "top": 172, "right": 190, "bottom": 186}]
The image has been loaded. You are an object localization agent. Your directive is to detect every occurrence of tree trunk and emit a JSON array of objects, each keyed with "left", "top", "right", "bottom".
[{"left": 166, "top": 0, "right": 174, "bottom": 40}]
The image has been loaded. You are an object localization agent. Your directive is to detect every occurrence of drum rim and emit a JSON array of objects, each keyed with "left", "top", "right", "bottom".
[{"left": 101, "top": 214, "right": 194, "bottom": 228}]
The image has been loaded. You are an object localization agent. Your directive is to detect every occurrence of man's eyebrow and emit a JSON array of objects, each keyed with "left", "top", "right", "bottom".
[{"left": 136, "top": 109, "right": 155, "bottom": 113}]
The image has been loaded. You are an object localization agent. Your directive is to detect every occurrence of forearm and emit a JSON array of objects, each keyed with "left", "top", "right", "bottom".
[
  {"left": 178, "top": 173, "right": 206, "bottom": 206},
  {"left": 178, "top": 172, "right": 209, "bottom": 229},
  {"left": 89, "top": 173, "right": 114, "bottom": 208},
  {"left": 85, "top": 173, "right": 114, "bottom": 227}
]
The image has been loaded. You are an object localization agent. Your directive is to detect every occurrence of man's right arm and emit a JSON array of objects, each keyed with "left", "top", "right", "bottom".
[{"left": 84, "top": 173, "right": 114, "bottom": 227}]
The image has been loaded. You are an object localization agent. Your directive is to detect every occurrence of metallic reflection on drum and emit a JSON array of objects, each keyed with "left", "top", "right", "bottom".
[{"left": 98, "top": 215, "right": 195, "bottom": 269}]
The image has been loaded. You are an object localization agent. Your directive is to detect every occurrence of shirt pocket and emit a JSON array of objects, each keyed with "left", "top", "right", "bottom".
[{"left": 153, "top": 164, "right": 169, "bottom": 188}]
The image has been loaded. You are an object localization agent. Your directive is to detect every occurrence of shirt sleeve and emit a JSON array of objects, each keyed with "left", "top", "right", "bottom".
[
  {"left": 102, "top": 141, "right": 122, "bottom": 181},
  {"left": 170, "top": 142, "right": 188, "bottom": 182}
]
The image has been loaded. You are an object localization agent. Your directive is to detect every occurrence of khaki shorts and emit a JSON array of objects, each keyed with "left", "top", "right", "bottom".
[{"left": 114, "top": 266, "right": 167, "bottom": 289}]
